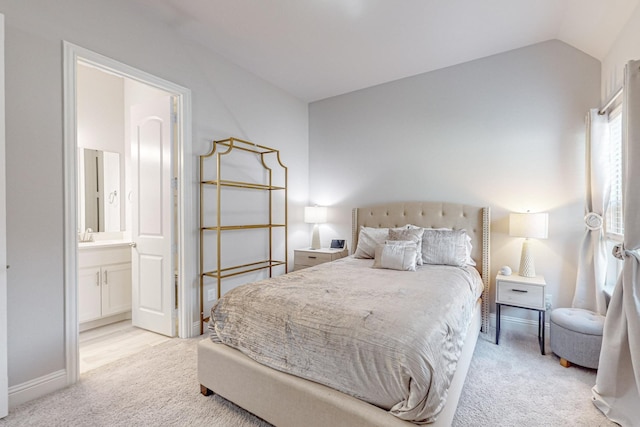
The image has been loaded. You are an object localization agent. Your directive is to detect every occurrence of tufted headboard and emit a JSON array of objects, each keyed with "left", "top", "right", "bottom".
[{"left": 352, "top": 201, "right": 491, "bottom": 332}]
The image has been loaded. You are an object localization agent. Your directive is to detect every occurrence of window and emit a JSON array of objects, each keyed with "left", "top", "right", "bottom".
[{"left": 606, "top": 106, "right": 623, "bottom": 238}]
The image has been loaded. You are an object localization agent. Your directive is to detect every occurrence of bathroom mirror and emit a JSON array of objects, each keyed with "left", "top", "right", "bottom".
[{"left": 78, "top": 148, "right": 123, "bottom": 232}]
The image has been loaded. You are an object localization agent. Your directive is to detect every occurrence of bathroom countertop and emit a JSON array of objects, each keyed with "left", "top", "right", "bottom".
[{"left": 78, "top": 240, "right": 132, "bottom": 249}]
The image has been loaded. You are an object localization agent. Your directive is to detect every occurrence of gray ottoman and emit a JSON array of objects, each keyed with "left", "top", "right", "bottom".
[{"left": 549, "top": 308, "right": 605, "bottom": 369}]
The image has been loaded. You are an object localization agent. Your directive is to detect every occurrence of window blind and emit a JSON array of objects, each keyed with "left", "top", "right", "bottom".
[{"left": 606, "top": 108, "right": 624, "bottom": 237}]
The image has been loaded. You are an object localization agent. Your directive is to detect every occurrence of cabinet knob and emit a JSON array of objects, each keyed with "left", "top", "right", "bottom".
[{"left": 129, "top": 242, "right": 137, "bottom": 248}]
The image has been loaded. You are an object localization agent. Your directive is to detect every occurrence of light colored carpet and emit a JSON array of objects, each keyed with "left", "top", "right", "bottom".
[
  {"left": 453, "top": 330, "right": 616, "bottom": 426},
  {"left": 1, "top": 329, "right": 615, "bottom": 426}
]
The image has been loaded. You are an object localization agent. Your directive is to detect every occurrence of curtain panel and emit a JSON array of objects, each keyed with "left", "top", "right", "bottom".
[
  {"left": 572, "top": 109, "right": 610, "bottom": 315},
  {"left": 593, "top": 59, "right": 640, "bottom": 426}
]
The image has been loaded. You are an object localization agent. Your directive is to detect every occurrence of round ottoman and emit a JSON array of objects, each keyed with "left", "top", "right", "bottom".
[{"left": 549, "top": 308, "right": 605, "bottom": 369}]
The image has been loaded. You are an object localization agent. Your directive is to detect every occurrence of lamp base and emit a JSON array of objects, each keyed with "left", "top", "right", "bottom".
[
  {"left": 519, "top": 240, "right": 536, "bottom": 277},
  {"left": 310, "top": 224, "right": 321, "bottom": 250}
]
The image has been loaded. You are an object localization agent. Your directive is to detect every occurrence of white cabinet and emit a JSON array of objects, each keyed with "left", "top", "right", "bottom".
[
  {"left": 496, "top": 274, "right": 546, "bottom": 310},
  {"left": 294, "top": 248, "right": 348, "bottom": 271},
  {"left": 78, "top": 243, "right": 132, "bottom": 324},
  {"left": 78, "top": 266, "right": 102, "bottom": 322}
]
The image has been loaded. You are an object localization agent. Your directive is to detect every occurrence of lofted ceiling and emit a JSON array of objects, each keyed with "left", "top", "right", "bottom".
[{"left": 133, "top": 0, "right": 639, "bottom": 102}]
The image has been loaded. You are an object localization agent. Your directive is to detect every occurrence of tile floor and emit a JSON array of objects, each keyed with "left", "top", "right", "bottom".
[{"left": 79, "top": 320, "right": 171, "bottom": 374}]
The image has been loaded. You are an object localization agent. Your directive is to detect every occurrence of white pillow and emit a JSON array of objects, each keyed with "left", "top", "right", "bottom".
[
  {"left": 421, "top": 229, "right": 468, "bottom": 267},
  {"left": 354, "top": 226, "right": 408, "bottom": 259},
  {"left": 354, "top": 227, "right": 390, "bottom": 259},
  {"left": 388, "top": 228, "right": 424, "bottom": 265},
  {"left": 408, "top": 225, "right": 475, "bottom": 266},
  {"left": 372, "top": 241, "right": 418, "bottom": 271}
]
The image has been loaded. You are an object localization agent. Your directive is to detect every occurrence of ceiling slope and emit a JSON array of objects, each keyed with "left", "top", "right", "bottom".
[{"left": 133, "top": 0, "right": 639, "bottom": 101}]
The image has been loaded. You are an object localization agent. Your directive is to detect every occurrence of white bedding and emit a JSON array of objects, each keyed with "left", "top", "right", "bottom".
[{"left": 208, "top": 256, "right": 483, "bottom": 424}]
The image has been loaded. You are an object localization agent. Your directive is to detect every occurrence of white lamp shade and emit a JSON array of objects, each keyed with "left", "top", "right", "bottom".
[
  {"left": 304, "top": 206, "right": 327, "bottom": 224},
  {"left": 509, "top": 212, "right": 548, "bottom": 239}
]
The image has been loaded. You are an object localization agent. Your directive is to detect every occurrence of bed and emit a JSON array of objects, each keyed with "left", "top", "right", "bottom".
[{"left": 198, "top": 201, "right": 490, "bottom": 426}]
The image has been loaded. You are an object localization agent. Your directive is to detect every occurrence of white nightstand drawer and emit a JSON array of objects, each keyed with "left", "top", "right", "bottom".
[
  {"left": 295, "top": 251, "right": 332, "bottom": 267},
  {"left": 497, "top": 280, "right": 545, "bottom": 310},
  {"left": 293, "top": 248, "right": 348, "bottom": 271}
]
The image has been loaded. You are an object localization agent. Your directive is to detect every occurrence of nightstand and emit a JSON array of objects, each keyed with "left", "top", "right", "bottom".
[
  {"left": 495, "top": 274, "right": 547, "bottom": 355},
  {"left": 293, "top": 248, "right": 348, "bottom": 271}
]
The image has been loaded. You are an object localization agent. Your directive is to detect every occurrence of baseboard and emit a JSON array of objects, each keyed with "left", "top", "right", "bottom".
[{"left": 8, "top": 369, "right": 67, "bottom": 408}]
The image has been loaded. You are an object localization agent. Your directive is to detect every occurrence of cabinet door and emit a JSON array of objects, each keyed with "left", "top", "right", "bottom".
[
  {"left": 101, "top": 263, "right": 132, "bottom": 317},
  {"left": 78, "top": 267, "right": 102, "bottom": 323}
]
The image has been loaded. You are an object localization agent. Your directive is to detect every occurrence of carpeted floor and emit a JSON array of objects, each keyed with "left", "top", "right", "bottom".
[
  {"left": 0, "top": 329, "right": 616, "bottom": 426},
  {"left": 453, "top": 330, "right": 616, "bottom": 426}
]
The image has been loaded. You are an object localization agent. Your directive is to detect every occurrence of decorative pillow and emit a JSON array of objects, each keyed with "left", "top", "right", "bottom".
[
  {"left": 388, "top": 228, "right": 424, "bottom": 265},
  {"left": 408, "top": 224, "right": 475, "bottom": 266},
  {"left": 421, "top": 229, "right": 468, "bottom": 267},
  {"left": 372, "top": 241, "right": 418, "bottom": 271},
  {"left": 354, "top": 226, "right": 408, "bottom": 259},
  {"left": 354, "top": 227, "right": 390, "bottom": 259}
]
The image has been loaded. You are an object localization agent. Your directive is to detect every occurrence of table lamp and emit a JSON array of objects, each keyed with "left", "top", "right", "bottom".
[
  {"left": 509, "top": 212, "right": 548, "bottom": 277},
  {"left": 304, "top": 206, "right": 327, "bottom": 250}
]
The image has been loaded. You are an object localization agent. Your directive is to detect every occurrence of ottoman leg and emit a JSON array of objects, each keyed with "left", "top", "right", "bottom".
[{"left": 560, "top": 358, "right": 571, "bottom": 368}]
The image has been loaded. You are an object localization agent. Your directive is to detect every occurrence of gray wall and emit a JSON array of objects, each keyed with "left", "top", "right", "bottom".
[
  {"left": 601, "top": 0, "right": 640, "bottom": 102},
  {"left": 309, "top": 40, "right": 600, "bottom": 319},
  {"left": 1, "top": 0, "right": 309, "bottom": 389}
]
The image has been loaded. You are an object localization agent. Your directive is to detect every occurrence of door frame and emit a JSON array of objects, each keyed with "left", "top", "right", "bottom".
[
  {"left": 0, "top": 13, "right": 8, "bottom": 418},
  {"left": 62, "top": 42, "right": 194, "bottom": 385}
]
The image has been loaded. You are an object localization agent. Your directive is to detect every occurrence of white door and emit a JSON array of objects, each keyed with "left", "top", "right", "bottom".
[
  {"left": 0, "top": 13, "right": 8, "bottom": 418},
  {"left": 130, "top": 96, "right": 176, "bottom": 337}
]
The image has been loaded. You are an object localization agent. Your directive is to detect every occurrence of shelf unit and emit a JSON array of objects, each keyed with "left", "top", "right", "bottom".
[{"left": 199, "top": 137, "right": 287, "bottom": 333}]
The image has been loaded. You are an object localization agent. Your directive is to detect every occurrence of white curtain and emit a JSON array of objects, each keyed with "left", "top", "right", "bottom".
[
  {"left": 593, "top": 59, "right": 640, "bottom": 426},
  {"left": 572, "top": 109, "right": 610, "bottom": 315}
]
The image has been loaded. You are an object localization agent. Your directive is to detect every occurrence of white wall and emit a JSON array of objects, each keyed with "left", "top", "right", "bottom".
[
  {"left": 77, "top": 65, "right": 124, "bottom": 153},
  {"left": 1, "top": 0, "right": 308, "bottom": 395},
  {"left": 601, "top": 2, "right": 640, "bottom": 102},
  {"left": 309, "top": 40, "right": 600, "bottom": 321}
]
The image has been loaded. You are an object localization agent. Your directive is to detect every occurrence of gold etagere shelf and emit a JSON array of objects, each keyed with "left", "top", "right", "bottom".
[{"left": 199, "top": 137, "right": 287, "bottom": 334}]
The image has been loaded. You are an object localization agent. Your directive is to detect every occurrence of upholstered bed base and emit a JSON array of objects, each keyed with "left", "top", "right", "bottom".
[{"left": 198, "top": 299, "right": 481, "bottom": 427}]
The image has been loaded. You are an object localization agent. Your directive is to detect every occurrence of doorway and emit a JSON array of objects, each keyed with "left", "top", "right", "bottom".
[
  {"left": 63, "top": 43, "right": 194, "bottom": 385},
  {"left": 76, "top": 63, "right": 173, "bottom": 373}
]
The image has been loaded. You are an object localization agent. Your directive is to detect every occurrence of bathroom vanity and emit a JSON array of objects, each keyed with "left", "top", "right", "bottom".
[{"left": 78, "top": 240, "right": 132, "bottom": 331}]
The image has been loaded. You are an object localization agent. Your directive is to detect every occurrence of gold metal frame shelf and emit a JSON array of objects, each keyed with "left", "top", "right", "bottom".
[
  {"left": 201, "top": 224, "right": 286, "bottom": 231},
  {"left": 199, "top": 137, "right": 288, "bottom": 334},
  {"left": 202, "top": 260, "right": 287, "bottom": 280},
  {"left": 201, "top": 179, "right": 285, "bottom": 191}
]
